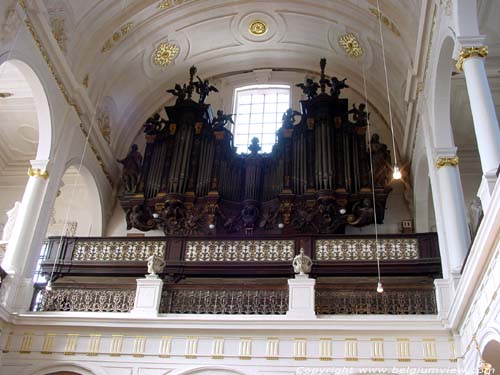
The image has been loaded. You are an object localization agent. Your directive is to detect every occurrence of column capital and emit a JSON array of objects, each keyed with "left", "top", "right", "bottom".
[
  {"left": 456, "top": 45, "right": 488, "bottom": 72},
  {"left": 28, "top": 159, "right": 50, "bottom": 179}
]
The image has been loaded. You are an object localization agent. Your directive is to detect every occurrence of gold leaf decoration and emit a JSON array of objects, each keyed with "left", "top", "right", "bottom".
[
  {"left": 249, "top": 20, "right": 267, "bottom": 36},
  {"left": 152, "top": 42, "right": 180, "bottom": 67},
  {"left": 338, "top": 33, "right": 364, "bottom": 58},
  {"left": 101, "top": 22, "right": 133, "bottom": 53}
]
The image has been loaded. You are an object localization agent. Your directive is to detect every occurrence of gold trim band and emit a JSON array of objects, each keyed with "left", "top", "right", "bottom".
[
  {"left": 28, "top": 168, "right": 49, "bottom": 179},
  {"left": 456, "top": 46, "right": 488, "bottom": 71},
  {"left": 435, "top": 156, "right": 459, "bottom": 168}
]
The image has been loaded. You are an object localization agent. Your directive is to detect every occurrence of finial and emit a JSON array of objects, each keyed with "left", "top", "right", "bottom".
[{"left": 319, "top": 58, "right": 327, "bottom": 93}]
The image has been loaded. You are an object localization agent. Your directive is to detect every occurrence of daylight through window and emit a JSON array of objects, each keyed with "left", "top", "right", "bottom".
[{"left": 232, "top": 85, "right": 290, "bottom": 153}]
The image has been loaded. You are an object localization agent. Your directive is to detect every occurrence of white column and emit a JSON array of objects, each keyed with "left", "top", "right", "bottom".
[
  {"left": 1, "top": 160, "right": 50, "bottom": 312},
  {"left": 2, "top": 160, "right": 50, "bottom": 274},
  {"left": 286, "top": 274, "right": 316, "bottom": 319},
  {"left": 457, "top": 41, "right": 500, "bottom": 207},
  {"left": 435, "top": 150, "right": 470, "bottom": 275}
]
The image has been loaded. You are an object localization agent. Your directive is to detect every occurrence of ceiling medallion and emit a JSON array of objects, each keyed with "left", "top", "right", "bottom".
[
  {"left": 249, "top": 20, "right": 267, "bottom": 36},
  {"left": 152, "top": 42, "right": 180, "bottom": 67},
  {"left": 338, "top": 33, "right": 364, "bottom": 58}
]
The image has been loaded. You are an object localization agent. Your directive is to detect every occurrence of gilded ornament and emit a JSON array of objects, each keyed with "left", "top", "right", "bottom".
[
  {"left": 456, "top": 46, "right": 488, "bottom": 71},
  {"left": 338, "top": 33, "right": 364, "bottom": 58},
  {"left": 249, "top": 20, "right": 267, "bottom": 36},
  {"left": 369, "top": 8, "right": 401, "bottom": 37},
  {"left": 435, "top": 156, "right": 459, "bottom": 168},
  {"left": 28, "top": 167, "right": 49, "bottom": 179},
  {"left": 153, "top": 42, "right": 180, "bottom": 67},
  {"left": 158, "top": 0, "right": 170, "bottom": 9},
  {"left": 101, "top": 22, "right": 133, "bottom": 53}
]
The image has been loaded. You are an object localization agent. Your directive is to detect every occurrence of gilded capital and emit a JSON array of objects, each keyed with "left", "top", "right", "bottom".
[
  {"left": 28, "top": 167, "right": 49, "bottom": 179},
  {"left": 456, "top": 46, "right": 488, "bottom": 71},
  {"left": 435, "top": 156, "right": 459, "bottom": 168}
]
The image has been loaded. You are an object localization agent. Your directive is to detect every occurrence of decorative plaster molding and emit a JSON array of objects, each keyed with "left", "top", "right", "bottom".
[{"left": 435, "top": 156, "right": 459, "bottom": 168}]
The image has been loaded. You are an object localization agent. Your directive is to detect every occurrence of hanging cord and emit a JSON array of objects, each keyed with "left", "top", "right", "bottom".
[
  {"left": 361, "top": 63, "right": 382, "bottom": 292},
  {"left": 45, "top": 0, "right": 131, "bottom": 289},
  {"left": 375, "top": 0, "right": 400, "bottom": 177}
]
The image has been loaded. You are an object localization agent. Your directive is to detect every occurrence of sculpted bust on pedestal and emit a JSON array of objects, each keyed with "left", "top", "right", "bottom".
[{"left": 292, "top": 248, "right": 312, "bottom": 276}]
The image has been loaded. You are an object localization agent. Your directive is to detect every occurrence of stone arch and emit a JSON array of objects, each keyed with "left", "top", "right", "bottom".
[
  {"left": 48, "top": 160, "right": 104, "bottom": 236},
  {"left": 431, "top": 35, "right": 456, "bottom": 149},
  {"left": 0, "top": 57, "right": 52, "bottom": 160},
  {"left": 23, "top": 363, "right": 103, "bottom": 375}
]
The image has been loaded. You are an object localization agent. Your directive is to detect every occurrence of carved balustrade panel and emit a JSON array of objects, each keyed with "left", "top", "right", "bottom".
[
  {"left": 160, "top": 286, "right": 288, "bottom": 314},
  {"left": 72, "top": 240, "right": 166, "bottom": 261},
  {"left": 315, "top": 288, "right": 437, "bottom": 314},
  {"left": 185, "top": 240, "right": 295, "bottom": 262},
  {"left": 35, "top": 288, "right": 136, "bottom": 312},
  {"left": 315, "top": 238, "right": 419, "bottom": 261}
]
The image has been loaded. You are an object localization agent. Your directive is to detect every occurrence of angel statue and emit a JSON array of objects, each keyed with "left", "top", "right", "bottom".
[
  {"left": 212, "top": 109, "right": 234, "bottom": 131},
  {"left": 292, "top": 248, "right": 312, "bottom": 275},
  {"left": 330, "top": 77, "right": 349, "bottom": 98},
  {"left": 282, "top": 108, "right": 302, "bottom": 128},
  {"left": 195, "top": 76, "right": 218, "bottom": 104},
  {"left": 296, "top": 78, "right": 320, "bottom": 99},
  {"left": 166, "top": 83, "right": 188, "bottom": 102}
]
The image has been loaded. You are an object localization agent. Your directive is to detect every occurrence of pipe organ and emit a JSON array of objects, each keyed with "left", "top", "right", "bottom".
[{"left": 119, "top": 61, "right": 393, "bottom": 236}]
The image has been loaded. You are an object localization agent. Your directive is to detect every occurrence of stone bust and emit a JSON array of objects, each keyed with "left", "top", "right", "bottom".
[
  {"left": 292, "top": 248, "right": 312, "bottom": 275},
  {"left": 146, "top": 254, "right": 166, "bottom": 278}
]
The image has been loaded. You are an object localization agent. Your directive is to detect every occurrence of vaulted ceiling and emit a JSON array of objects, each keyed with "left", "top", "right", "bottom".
[{"left": 40, "top": 0, "right": 422, "bottom": 156}]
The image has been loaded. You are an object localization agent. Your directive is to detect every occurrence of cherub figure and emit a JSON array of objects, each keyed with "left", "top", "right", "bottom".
[
  {"left": 330, "top": 77, "right": 349, "bottom": 98},
  {"left": 212, "top": 109, "right": 234, "bottom": 131},
  {"left": 166, "top": 83, "right": 187, "bottom": 102},
  {"left": 348, "top": 103, "right": 369, "bottom": 127},
  {"left": 282, "top": 108, "right": 302, "bottom": 128},
  {"left": 195, "top": 76, "right": 218, "bottom": 104},
  {"left": 296, "top": 78, "right": 320, "bottom": 99}
]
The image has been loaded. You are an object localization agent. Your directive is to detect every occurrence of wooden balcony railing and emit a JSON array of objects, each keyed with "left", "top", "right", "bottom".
[{"left": 39, "top": 233, "right": 441, "bottom": 279}]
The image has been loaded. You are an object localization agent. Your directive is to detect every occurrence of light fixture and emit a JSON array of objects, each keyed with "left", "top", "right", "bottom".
[
  {"left": 376, "top": 0, "right": 401, "bottom": 181},
  {"left": 393, "top": 164, "right": 402, "bottom": 180},
  {"left": 208, "top": 223, "right": 215, "bottom": 230},
  {"left": 152, "top": 212, "right": 160, "bottom": 219},
  {"left": 339, "top": 208, "right": 347, "bottom": 215},
  {"left": 278, "top": 223, "right": 285, "bottom": 229},
  {"left": 377, "top": 281, "right": 384, "bottom": 293},
  {"left": 0, "top": 92, "right": 13, "bottom": 98},
  {"left": 45, "top": 280, "right": 53, "bottom": 291}
]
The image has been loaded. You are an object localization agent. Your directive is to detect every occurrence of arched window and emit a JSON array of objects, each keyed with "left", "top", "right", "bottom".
[{"left": 232, "top": 84, "right": 290, "bottom": 153}]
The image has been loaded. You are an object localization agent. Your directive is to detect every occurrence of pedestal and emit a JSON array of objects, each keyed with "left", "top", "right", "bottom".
[
  {"left": 131, "top": 276, "right": 163, "bottom": 317},
  {"left": 286, "top": 274, "right": 316, "bottom": 319}
]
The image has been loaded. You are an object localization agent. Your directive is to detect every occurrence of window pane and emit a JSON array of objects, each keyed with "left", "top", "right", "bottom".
[
  {"left": 238, "top": 94, "right": 252, "bottom": 104},
  {"left": 264, "top": 102, "right": 277, "bottom": 113},
  {"left": 265, "top": 93, "right": 277, "bottom": 103},
  {"left": 250, "top": 114, "right": 263, "bottom": 124},
  {"left": 233, "top": 85, "right": 290, "bottom": 153},
  {"left": 236, "top": 114, "right": 250, "bottom": 124},
  {"left": 251, "top": 103, "right": 264, "bottom": 114},
  {"left": 238, "top": 104, "right": 251, "bottom": 114},
  {"left": 263, "top": 113, "right": 275, "bottom": 123},
  {"left": 278, "top": 94, "right": 289, "bottom": 103},
  {"left": 252, "top": 94, "right": 264, "bottom": 104}
]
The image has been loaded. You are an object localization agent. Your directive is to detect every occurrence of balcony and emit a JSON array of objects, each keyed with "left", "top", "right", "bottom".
[{"left": 34, "top": 233, "right": 441, "bottom": 315}]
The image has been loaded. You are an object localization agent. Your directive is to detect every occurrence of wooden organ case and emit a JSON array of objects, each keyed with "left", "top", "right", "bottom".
[{"left": 118, "top": 61, "right": 393, "bottom": 237}]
